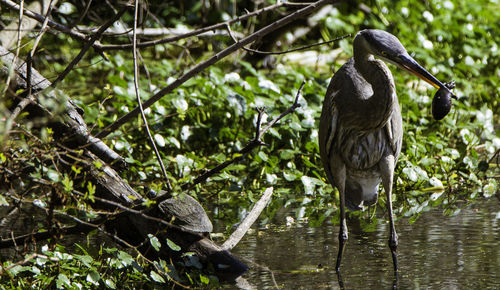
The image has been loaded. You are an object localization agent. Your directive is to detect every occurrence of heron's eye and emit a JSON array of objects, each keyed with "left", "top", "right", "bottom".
[{"left": 381, "top": 51, "right": 388, "bottom": 56}]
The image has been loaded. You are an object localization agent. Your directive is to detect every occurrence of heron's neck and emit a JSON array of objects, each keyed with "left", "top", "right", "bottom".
[{"left": 352, "top": 52, "right": 397, "bottom": 130}]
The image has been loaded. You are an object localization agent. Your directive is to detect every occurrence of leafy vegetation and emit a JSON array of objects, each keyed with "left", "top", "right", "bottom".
[{"left": 1, "top": 0, "right": 498, "bottom": 288}]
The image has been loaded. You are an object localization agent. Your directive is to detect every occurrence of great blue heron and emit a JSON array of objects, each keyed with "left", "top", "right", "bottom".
[{"left": 319, "top": 29, "right": 453, "bottom": 274}]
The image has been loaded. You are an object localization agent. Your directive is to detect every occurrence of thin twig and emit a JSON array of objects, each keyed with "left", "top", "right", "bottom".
[
  {"left": 69, "top": 190, "right": 191, "bottom": 233},
  {"left": 242, "top": 34, "right": 351, "bottom": 55},
  {"left": 0, "top": 187, "right": 193, "bottom": 249},
  {"left": 50, "top": 4, "right": 129, "bottom": 88},
  {"left": 222, "top": 187, "right": 274, "bottom": 250},
  {"left": 96, "top": 0, "right": 331, "bottom": 138},
  {"left": 72, "top": 0, "right": 93, "bottom": 27},
  {"left": 131, "top": 0, "right": 171, "bottom": 190},
  {"left": 5, "top": 191, "right": 136, "bottom": 250},
  {"left": 178, "top": 80, "right": 306, "bottom": 192},
  {"left": 224, "top": 10, "right": 350, "bottom": 56},
  {"left": 259, "top": 80, "right": 305, "bottom": 139}
]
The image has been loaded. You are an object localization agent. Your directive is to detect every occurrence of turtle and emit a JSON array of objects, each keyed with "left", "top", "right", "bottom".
[{"left": 158, "top": 192, "right": 213, "bottom": 233}]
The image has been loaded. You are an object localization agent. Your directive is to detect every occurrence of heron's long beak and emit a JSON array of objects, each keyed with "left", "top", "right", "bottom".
[
  {"left": 397, "top": 53, "right": 445, "bottom": 89},
  {"left": 396, "top": 54, "right": 458, "bottom": 100}
]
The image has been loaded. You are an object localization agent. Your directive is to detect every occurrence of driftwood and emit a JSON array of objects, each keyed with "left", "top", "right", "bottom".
[
  {"left": 0, "top": 45, "right": 247, "bottom": 279},
  {"left": 222, "top": 187, "right": 274, "bottom": 251}
]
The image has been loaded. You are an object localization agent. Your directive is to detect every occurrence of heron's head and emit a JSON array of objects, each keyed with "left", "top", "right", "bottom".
[{"left": 354, "top": 29, "right": 454, "bottom": 96}]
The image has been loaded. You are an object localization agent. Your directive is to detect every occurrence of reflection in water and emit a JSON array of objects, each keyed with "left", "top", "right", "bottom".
[{"left": 230, "top": 198, "right": 500, "bottom": 289}]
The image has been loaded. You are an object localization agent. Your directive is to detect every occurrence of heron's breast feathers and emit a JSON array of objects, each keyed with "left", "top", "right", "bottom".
[{"left": 338, "top": 127, "right": 392, "bottom": 169}]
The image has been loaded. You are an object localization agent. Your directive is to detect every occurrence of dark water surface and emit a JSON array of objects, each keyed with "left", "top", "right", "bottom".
[{"left": 229, "top": 198, "right": 500, "bottom": 289}]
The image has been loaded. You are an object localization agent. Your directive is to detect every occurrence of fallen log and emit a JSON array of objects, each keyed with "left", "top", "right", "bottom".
[{"left": 0, "top": 45, "right": 248, "bottom": 280}]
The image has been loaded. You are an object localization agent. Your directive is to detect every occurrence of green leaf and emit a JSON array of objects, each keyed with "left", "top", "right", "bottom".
[
  {"left": 86, "top": 271, "right": 100, "bottom": 286},
  {"left": 62, "top": 174, "right": 73, "bottom": 192},
  {"left": 117, "top": 251, "right": 134, "bottom": 267},
  {"left": 56, "top": 274, "right": 71, "bottom": 289},
  {"left": 105, "top": 279, "right": 116, "bottom": 289},
  {"left": 86, "top": 182, "right": 96, "bottom": 202},
  {"left": 258, "top": 151, "right": 268, "bottom": 162},
  {"left": 47, "top": 169, "right": 60, "bottom": 182},
  {"left": 75, "top": 254, "right": 93, "bottom": 268},
  {"left": 280, "top": 149, "right": 296, "bottom": 160},
  {"left": 150, "top": 271, "right": 165, "bottom": 283},
  {"left": 283, "top": 171, "right": 297, "bottom": 181},
  {"left": 166, "top": 239, "right": 181, "bottom": 251},
  {"left": 148, "top": 234, "right": 161, "bottom": 251},
  {"left": 93, "top": 161, "right": 103, "bottom": 169},
  {"left": 0, "top": 195, "right": 8, "bottom": 206},
  {"left": 7, "top": 265, "right": 26, "bottom": 276},
  {"left": 200, "top": 274, "right": 210, "bottom": 284},
  {"left": 154, "top": 134, "right": 166, "bottom": 147}
]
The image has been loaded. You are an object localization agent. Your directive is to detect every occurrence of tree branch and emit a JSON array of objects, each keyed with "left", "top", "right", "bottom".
[{"left": 222, "top": 187, "right": 274, "bottom": 250}]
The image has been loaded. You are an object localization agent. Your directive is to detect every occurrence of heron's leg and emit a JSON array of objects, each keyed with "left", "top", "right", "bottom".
[
  {"left": 380, "top": 155, "right": 398, "bottom": 273},
  {"left": 336, "top": 183, "right": 348, "bottom": 273},
  {"left": 330, "top": 156, "right": 347, "bottom": 273}
]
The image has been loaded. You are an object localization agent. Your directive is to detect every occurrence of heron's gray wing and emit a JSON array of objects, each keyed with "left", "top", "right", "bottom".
[
  {"left": 384, "top": 99, "right": 403, "bottom": 163},
  {"left": 319, "top": 95, "right": 338, "bottom": 185},
  {"left": 319, "top": 63, "right": 353, "bottom": 186}
]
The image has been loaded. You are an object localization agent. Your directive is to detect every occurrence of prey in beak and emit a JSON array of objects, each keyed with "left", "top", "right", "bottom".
[{"left": 393, "top": 53, "right": 457, "bottom": 100}]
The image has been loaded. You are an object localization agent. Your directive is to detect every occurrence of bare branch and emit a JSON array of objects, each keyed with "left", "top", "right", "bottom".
[
  {"left": 222, "top": 187, "right": 274, "bottom": 250},
  {"left": 96, "top": 0, "right": 333, "bottom": 138},
  {"left": 259, "top": 79, "right": 305, "bottom": 139},
  {"left": 242, "top": 34, "right": 351, "bottom": 55},
  {"left": 225, "top": 17, "right": 350, "bottom": 56},
  {"left": 131, "top": 0, "right": 171, "bottom": 190},
  {"left": 76, "top": 26, "right": 245, "bottom": 39}
]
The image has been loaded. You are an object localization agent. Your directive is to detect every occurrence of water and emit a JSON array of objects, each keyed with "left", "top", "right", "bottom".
[{"left": 229, "top": 198, "right": 500, "bottom": 289}]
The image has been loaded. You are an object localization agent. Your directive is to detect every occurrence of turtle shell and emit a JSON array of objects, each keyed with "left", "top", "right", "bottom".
[{"left": 159, "top": 193, "right": 213, "bottom": 233}]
